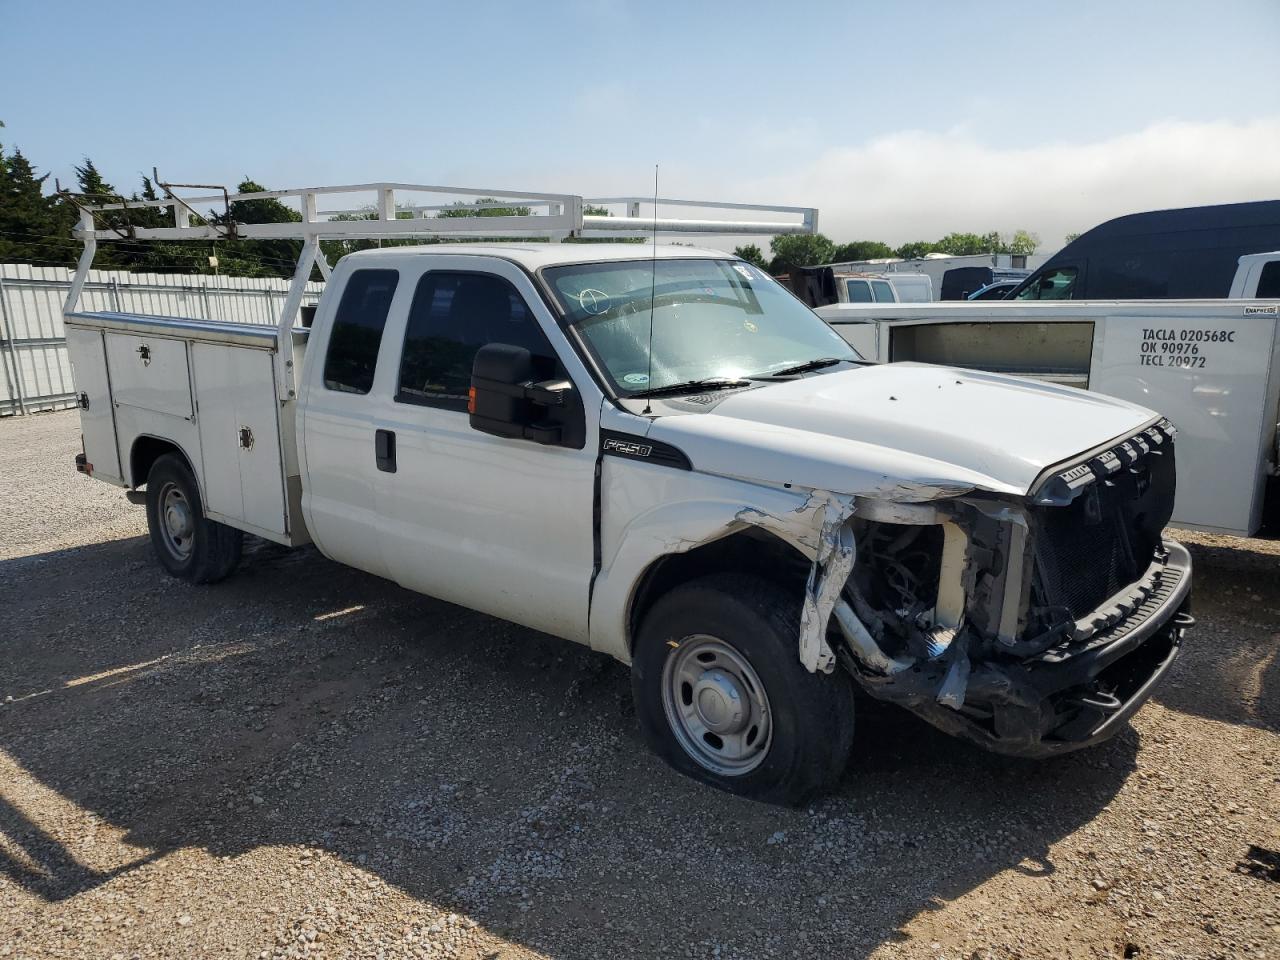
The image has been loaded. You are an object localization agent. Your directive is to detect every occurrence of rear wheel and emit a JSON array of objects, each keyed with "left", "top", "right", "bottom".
[
  {"left": 145, "top": 454, "right": 242, "bottom": 583},
  {"left": 631, "top": 573, "right": 855, "bottom": 806}
]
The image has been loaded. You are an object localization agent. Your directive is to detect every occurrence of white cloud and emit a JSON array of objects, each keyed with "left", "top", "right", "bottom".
[{"left": 724, "top": 117, "right": 1280, "bottom": 250}]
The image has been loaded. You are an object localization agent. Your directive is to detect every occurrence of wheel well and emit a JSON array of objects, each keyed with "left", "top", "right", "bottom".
[
  {"left": 130, "top": 436, "right": 190, "bottom": 488},
  {"left": 627, "top": 527, "right": 811, "bottom": 655}
]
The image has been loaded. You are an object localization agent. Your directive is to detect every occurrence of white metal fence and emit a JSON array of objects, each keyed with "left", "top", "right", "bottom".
[{"left": 0, "top": 264, "right": 325, "bottom": 415}]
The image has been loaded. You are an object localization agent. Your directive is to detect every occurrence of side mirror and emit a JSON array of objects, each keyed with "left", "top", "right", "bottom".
[{"left": 470, "top": 343, "right": 572, "bottom": 444}]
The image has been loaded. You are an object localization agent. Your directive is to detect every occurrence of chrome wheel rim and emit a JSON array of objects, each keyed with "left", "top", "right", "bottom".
[
  {"left": 157, "top": 481, "right": 194, "bottom": 561},
  {"left": 661, "top": 634, "right": 772, "bottom": 776}
]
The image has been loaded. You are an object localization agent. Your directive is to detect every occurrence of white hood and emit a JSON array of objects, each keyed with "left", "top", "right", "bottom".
[{"left": 647, "top": 364, "right": 1157, "bottom": 499}]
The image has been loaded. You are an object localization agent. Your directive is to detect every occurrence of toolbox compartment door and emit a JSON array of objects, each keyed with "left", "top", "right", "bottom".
[
  {"left": 66, "top": 326, "right": 122, "bottom": 484},
  {"left": 191, "top": 342, "right": 287, "bottom": 538},
  {"left": 104, "top": 333, "right": 193, "bottom": 418}
]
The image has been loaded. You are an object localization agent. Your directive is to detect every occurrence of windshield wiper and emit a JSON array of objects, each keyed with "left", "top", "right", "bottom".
[
  {"left": 757, "top": 357, "right": 851, "bottom": 378},
  {"left": 627, "top": 377, "right": 754, "bottom": 399}
]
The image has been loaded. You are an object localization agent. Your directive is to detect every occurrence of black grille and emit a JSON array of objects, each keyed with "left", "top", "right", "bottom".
[
  {"left": 1033, "top": 489, "right": 1137, "bottom": 619},
  {"left": 1030, "top": 433, "right": 1177, "bottom": 622}
]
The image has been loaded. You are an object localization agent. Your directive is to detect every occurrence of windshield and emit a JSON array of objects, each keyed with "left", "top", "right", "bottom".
[{"left": 544, "top": 258, "right": 859, "bottom": 395}]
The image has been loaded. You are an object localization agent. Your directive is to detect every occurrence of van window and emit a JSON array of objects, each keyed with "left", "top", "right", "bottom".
[
  {"left": 845, "top": 279, "right": 874, "bottom": 302},
  {"left": 871, "top": 280, "right": 895, "bottom": 303},
  {"left": 1017, "top": 266, "right": 1078, "bottom": 300},
  {"left": 1256, "top": 261, "right": 1280, "bottom": 298},
  {"left": 396, "top": 272, "right": 553, "bottom": 411},
  {"left": 323, "top": 269, "right": 400, "bottom": 394}
]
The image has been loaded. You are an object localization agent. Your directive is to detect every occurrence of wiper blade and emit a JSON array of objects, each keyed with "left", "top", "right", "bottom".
[
  {"left": 760, "top": 357, "right": 849, "bottom": 378},
  {"left": 627, "top": 377, "right": 753, "bottom": 399}
]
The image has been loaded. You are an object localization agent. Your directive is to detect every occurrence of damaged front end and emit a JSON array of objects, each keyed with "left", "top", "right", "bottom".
[{"left": 818, "top": 419, "right": 1194, "bottom": 758}]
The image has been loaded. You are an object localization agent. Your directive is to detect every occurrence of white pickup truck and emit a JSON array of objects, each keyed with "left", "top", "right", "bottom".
[{"left": 64, "top": 182, "right": 1193, "bottom": 804}]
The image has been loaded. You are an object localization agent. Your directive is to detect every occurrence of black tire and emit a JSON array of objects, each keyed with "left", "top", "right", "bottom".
[
  {"left": 144, "top": 453, "right": 242, "bottom": 584},
  {"left": 631, "top": 572, "right": 856, "bottom": 806}
]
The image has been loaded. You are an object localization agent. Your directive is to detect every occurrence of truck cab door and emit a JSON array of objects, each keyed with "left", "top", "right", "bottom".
[
  {"left": 297, "top": 266, "right": 405, "bottom": 579},
  {"left": 372, "top": 257, "right": 600, "bottom": 644}
]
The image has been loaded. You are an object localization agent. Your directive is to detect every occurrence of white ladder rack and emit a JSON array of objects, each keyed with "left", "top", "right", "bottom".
[
  {"left": 64, "top": 179, "right": 815, "bottom": 303},
  {"left": 61, "top": 179, "right": 817, "bottom": 403}
]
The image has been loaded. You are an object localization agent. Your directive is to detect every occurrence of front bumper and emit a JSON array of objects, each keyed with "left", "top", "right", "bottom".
[{"left": 909, "top": 539, "right": 1193, "bottom": 758}]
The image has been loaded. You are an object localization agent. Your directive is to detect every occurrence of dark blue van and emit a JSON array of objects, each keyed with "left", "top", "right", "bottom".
[{"left": 1011, "top": 199, "right": 1280, "bottom": 300}]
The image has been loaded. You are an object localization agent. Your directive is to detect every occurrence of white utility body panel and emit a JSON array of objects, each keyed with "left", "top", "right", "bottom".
[
  {"left": 819, "top": 298, "right": 1280, "bottom": 535},
  {"left": 65, "top": 327, "right": 122, "bottom": 484},
  {"left": 64, "top": 312, "right": 308, "bottom": 544}
]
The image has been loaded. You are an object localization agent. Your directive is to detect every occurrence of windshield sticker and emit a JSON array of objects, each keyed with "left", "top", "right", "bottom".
[
  {"left": 733, "top": 264, "right": 755, "bottom": 281},
  {"left": 743, "top": 320, "right": 759, "bottom": 333},
  {"left": 622, "top": 372, "right": 650, "bottom": 385},
  {"left": 576, "top": 288, "right": 612, "bottom": 315}
]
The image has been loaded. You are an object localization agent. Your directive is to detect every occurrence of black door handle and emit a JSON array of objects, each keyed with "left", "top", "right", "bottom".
[{"left": 375, "top": 429, "right": 396, "bottom": 473}]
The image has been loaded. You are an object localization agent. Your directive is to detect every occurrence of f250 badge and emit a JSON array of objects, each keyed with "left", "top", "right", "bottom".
[{"left": 603, "top": 437, "right": 653, "bottom": 458}]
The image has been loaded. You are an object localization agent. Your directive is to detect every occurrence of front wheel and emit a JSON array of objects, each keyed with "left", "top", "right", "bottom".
[
  {"left": 145, "top": 453, "right": 242, "bottom": 583},
  {"left": 631, "top": 573, "right": 856, "bottom": 806}
]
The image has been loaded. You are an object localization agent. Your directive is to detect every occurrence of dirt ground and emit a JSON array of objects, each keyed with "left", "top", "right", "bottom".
[{"left": 0, "top": 410, "right": 1276, "bottom": 960}]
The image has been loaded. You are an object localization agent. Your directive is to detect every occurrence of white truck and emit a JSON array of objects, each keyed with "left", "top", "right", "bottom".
[
  {"left": 64, "top": 181, "right": 1193, "bottom": 804},
  {"left": 819, "top": 252, "right": 1280, "bottom": 537}
]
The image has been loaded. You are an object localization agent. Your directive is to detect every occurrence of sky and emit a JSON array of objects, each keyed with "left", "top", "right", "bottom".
[{"left": 2, "top": 0, "right": 1278, "bottom": 254}]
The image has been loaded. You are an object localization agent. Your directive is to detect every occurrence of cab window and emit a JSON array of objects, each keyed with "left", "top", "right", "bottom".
[
  {"left": 845, "top": 279, "right": 874, "bottom": 302},
  {"left": 323, "top": 269, "right": 400, "bottom": 394},
  {"left": 396, "top": 271, "right": 554, "bottom": 411},
  {"left": 1017, "top": 266, "right": 1078, "bottom": 300},
  {"left": 1256, "top": 261, "right": 1280, "bottom": 298},
  {"left": 871, "top": 280, "right": 896, "bottom": 303}
]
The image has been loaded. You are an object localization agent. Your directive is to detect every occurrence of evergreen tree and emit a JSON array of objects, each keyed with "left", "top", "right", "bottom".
[
  {"left": 733, "top": 244, "right": 768, "bottom": 269},
  {"left": 212, "top": 178, "right": 305, "bottom": 278},
  {"left": 0, "top": 142, "right": 75, "bottom": 265}
]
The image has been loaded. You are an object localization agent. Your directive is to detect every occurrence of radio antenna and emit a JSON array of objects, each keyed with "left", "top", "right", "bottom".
[{"left": 642, "top": 164, "right": 659, "bottom": 415}]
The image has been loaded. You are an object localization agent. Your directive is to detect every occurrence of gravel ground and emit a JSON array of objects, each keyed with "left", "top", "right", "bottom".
[{"left": 0, "top": 410, "right": 1276, "bottom": 960}]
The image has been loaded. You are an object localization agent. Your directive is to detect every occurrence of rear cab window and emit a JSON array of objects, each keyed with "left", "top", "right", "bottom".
[
  {"left": 323, "top": 269, "right": 400, "bottom": 393},
  {"left": 1256, "top": 260, "right": 1280, "bottom": 298},
  {"left": 871, "top": 280, "right": 895, "bottom": 303}
]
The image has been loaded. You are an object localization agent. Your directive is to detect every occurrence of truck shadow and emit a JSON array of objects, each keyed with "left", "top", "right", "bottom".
[{"left": 0, "top": 533, "right": 1251, "bottom": 957}]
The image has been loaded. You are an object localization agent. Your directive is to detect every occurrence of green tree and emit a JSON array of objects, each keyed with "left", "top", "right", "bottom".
[
  {"left": 0, "top": 139, "right": 75, "bottom": 266},
  {"left": 1006, "top": 229, "right": 1039, "bottom": 256},
  {"left": 829, "top": 240, "right": 894, "bottom": 263},
  {"left": 1063, "top": 231, "right": 1081, "bottom": 245},
  {"left": 894, "top": 240, "right": 934, "bottom": 259},
  {"left": 71, "top": 158, "right": 131, "bottom": 267},
  {"left": 210, "top": 178, "right": 306, "bottom": 278},
  {"left": 733, "top": 243, "right": 768, "bottom": 269},
  {"left": 437, "top": 198, "right": 532, "bottom": 218},
  {"left": 768, "top": 233, "right": 835, "bottom": 274},
  {"left": 934, "top": 232, "right": 991, "bottom": 256}
]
